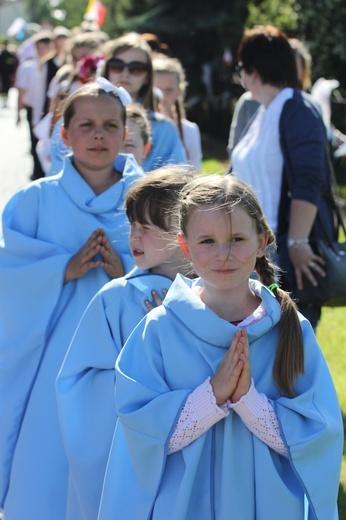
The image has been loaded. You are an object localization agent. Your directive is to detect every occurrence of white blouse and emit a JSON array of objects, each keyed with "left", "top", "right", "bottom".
[{"left": 231, "top": 88, "right": 294, "bottom": 232}]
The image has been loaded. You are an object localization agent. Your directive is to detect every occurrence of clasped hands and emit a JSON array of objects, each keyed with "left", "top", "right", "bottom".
[
  {"left": 64, "top": 228, "right": 124, "bottom": 283},
  {"left": 210, "top": 329, "right": 251, "bottom": 405}
]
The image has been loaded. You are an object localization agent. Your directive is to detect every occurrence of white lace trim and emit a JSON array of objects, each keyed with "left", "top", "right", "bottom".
[
  {"left": 168, "top": 379, "right": 228, "bottom": 454},
  {"left": 229, "top": 379, "right": 288, "bottom": 457},
  {"left": 168, "top": 378, "right": 288, "bottom": 457}
]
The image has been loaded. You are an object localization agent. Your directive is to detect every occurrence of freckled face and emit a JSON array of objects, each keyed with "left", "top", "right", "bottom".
[
  {"left": 179, "top": 205, "right": 266, "bottom": 295},
  {"left": 61, "top": 95, "right": 126, "bottom": 175}
]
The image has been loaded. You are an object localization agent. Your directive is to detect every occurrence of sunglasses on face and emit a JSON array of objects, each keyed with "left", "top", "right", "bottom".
[
  {"left": 235, "top": 63, "right": 243, "bottom": 78},
  {"left": 107, "top": 58, "right": 149, "bottom": 76}
]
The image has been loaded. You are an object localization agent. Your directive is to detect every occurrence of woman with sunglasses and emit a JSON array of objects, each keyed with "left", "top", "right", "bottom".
[{"left": 100, "top": 32, "right": 186, "bottom": 171}]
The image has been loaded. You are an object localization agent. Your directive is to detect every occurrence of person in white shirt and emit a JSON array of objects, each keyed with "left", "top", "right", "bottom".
[
  {"left": 153, "top": 54, "right": 202, "bottom": 170},
  {"left": 15, "top": 30, "right": 54, "bottom": 179}
]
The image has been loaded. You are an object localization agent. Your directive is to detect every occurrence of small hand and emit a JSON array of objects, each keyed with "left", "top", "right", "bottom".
[
  {"left": 230, "top": 330, "right": 251, "bottom": 403},
  {"left": 99, "top": 231, "right": 124, "bottom": 279},
  {"left": 210, "top": 330, "right": 246, "bottom": 405},
  {"left": 289, "top": 243, "right": 326, "bottom": 290},
  {"left": 145, "top": 289, "right": 168, "bottom": 312},
  {"left": 64, "top": 229, "right": 105, "bottom": 283}
]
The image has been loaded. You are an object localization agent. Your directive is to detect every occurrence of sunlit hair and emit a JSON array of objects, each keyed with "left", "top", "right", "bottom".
[
  {"left": 63, "top": 31, "right": 107, "bottom": 66},
  {"left": 153, "top": 55, "right": 187, "bottom": 140},
  {"left": 126, "top": 165, "right": 198, "bottom": 232},
  {"left": 238, "top": 25, "right": 298, "bottom": 89},
  {"left": 289, "top": 38, "right": 312, "bottom": 91},
  {"left": 126, "top": 104, "right": 152, "bottom": 146},
  {"left": 62, "top": 83, "right": 127, "bottom": 129},
  {"left": 100, "top": 32, "right": 154, "bottom": 110},
  {"left": 179, "top": 174, "right": 304, "bottom": 398}
]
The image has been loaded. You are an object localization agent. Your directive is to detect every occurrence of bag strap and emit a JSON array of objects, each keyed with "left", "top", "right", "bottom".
[{"left": 315, "top": 190, "right": 346, "bottom": 251}]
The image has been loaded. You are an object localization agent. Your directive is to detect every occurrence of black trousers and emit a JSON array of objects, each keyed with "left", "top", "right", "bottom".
[{"left": 25, "top": 105, "right": 45, "bottom": 180}]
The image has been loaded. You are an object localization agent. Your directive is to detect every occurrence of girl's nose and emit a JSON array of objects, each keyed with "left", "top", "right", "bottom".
[
  {"left": 93, "top": 126, "right": 104, "bottom": 139},
  {"left": 215, "top": 243, "right": 232, "bottom": 260},
  {"left": 130, "top": 227, "right": 141, "bottom": 240}
]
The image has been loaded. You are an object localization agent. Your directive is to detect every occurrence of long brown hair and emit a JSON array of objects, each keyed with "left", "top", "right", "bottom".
[{"left": 153, "top": 55, "right": 187, "bottom": 142}]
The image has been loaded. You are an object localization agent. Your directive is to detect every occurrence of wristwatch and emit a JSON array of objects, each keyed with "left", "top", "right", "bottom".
[{"left": 287, "top": 238, "right": 309, "bottom": 248}]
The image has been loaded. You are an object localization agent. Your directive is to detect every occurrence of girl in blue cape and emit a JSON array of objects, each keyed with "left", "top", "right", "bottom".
[
  {"left": 0, "top": 78, "right": 144, "bottom": 520},
  {"left": 99, "top": 32, "right": 186, "bottom": 172},
  {"left": 99, "top": 175, "right": 343, "bottom": 520},
  {"left": 56, "top": 165, "right": 197, "bottom": 520}
]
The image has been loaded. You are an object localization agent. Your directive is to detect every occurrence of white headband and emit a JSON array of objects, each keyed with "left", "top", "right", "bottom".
[{"left": 95, "top": 77, "right": 132, "bottom": 106}]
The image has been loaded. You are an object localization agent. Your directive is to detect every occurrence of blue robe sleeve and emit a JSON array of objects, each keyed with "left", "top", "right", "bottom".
[
  {"left": 98, "top": 313, "right": 190, "bottom": 520},
  {"left": 0, "top": 187, "right": 73, "bottom": 506},
  {"left": 141, "top": 115, "right": 186, "bottom": 172},
  {"left": 56, "top": 272, "right": 172, "bottom": 520},
  {"left": 56, "top": 289, "right": 122, "bottom": 520}
]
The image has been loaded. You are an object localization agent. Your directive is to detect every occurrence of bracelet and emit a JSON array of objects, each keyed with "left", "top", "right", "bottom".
[{"left": 287, "top": 238, "right": 309, "bottom": 248}]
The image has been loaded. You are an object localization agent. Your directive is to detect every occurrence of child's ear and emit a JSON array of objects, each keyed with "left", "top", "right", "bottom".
[
  {"left": 257, "top": 233, "right": 269, "bottom": 258},
  {"left": 122, "top": 127, "right": 128, "bottom": 144},
  {"left": 178, "top": 234, "right": 190, "bottom": 261},
  {"left": 142, "top": 142, "right": 151, "bottom": 159},
  {"left": 60, "top": 124, "right": 69, "bottom": 147}
]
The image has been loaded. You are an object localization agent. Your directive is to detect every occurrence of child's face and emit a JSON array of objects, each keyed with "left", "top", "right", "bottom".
[
  {"left": 61, "top": 95, "right": 126, "bottom": 176},
  {"left": 121, "top": 119, "right": 146, "bottom": 165},
  {"left": 179, "top": 206, "right": 267, "bottom": 295},
  {"left": 71, "top": 45, "right": 95, "bottom": 65},
  {"left": 154, "top": 72, "right": 180, "bottom": 113},
  {"left": 129, "top": 219, "right": 178, "bottom": 274},
  {"left": 107, "top": 48, "right": 149, "bottom": 100}
]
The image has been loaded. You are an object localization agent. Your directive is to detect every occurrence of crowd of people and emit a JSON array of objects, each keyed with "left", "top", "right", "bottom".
[{"left": 0, "top": 21, "right": 344, "bottom": 520}]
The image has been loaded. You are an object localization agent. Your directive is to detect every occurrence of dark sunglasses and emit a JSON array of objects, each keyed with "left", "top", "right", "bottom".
[
  {"left": 235, "top": 64, "right": 243, "bottom": 78},
  {"left": 107, "top": 58, "right": 149, "bottom": 76}
]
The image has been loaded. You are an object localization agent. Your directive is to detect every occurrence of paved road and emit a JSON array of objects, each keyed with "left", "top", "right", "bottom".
[{"left": 0, "top": 88, "right": 33, "bottom": 225}]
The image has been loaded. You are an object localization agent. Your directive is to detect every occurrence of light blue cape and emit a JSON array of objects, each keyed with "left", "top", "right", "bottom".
[
  {"left": 141, "top": 112, "right": 186, "bottom": 171},
  {"left": 0, "top": 154, "right": 143, "bottom": 519},
  {"left": 99, "top": 274, "right": 343, "bottom": 520}
]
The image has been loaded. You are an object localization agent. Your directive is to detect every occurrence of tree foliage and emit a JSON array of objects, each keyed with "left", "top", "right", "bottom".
[
  {"left": 22, "top": 0, "right": 346, "bottom": 97},
  {"left": 297, "top": 0, "right": 346, "bottom": 89},
  {"left": 246, "top": 0, "right": 299, "bottom": 34}
]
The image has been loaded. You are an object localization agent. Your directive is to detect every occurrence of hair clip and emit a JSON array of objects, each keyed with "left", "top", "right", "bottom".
[
  {"left": 95, "top": 77, "right": 132, "bottom": 106},
  {"left": 267, "top": 283, "right": 279, "bottom": 294}
]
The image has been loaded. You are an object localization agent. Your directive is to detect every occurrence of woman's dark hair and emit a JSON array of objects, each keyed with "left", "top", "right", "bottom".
[{"left": 238, "top": 25, "right": 299, "bottom": 89}]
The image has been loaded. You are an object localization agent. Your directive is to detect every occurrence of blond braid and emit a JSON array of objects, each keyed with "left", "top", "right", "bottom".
[{"left": 255, "top": 254, "right": 276, "bottom": 287}]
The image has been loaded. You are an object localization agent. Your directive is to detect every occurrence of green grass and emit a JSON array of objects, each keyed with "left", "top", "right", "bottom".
[
  {"left": 201, "top": 157, "right": 227, "bottom": 175},
  {"left": 202, "top": 156, "right": 346, "bottom": 518},
  {"left": 317, "top": 308, "right": 346, "bottom": 519}
]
